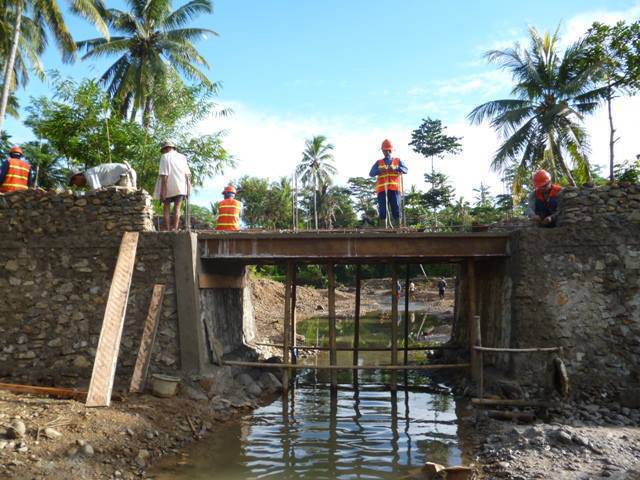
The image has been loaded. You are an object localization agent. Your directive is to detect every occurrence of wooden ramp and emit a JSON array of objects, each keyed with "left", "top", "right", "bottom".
[{"left": 86, "top": 232, "right": 139, "bottom": 407}]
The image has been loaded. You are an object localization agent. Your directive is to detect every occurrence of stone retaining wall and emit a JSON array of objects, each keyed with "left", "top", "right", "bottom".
[
  {"left": 510, "top": 185, "right": 640, "bottom": 401},
  {"left": 0, "top": 189, "right": 179, "bottom": 388}
]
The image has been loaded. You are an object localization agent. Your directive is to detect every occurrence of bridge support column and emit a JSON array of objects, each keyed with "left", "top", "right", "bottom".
[
  {"left": 391, "top": 263, "right": 399, "bottom": 391},
  {"left": 174, "top": 232, "right": 207, "bottom": 374},
  {"left": 328, "top": 263, "right": 337, "bottom": 388}
]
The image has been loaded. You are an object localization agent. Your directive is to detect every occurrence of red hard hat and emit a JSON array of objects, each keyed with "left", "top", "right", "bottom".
[
  {"left": 533, "top": 170, "right": 551, "bottom": 189},
  {"left": 381, "top": 139, "right": 393, "bottom": 151},
  {"left": 9, "top": 146, "right": 23, "bottom": 155},
  {"left": 222, "top": 184, "right": 236, "bottom": 195}
]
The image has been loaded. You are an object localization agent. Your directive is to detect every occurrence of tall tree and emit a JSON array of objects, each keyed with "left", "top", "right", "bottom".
[
  {"left": 347, "top": 176, "right": 377, "bottom": 224},
  {"left": 76, "top": 0, "right": 216, "bottom": 126},
  {"left": 409, "top": 117, "right": 462, "bottom": 175},
  {"left": 468, "top": 27, "right": 600, "bottom": 196},
  {"left": 582, "top": 20, "right": 640, "bottom": 182},
  {"left": 296, "top": 135, "right": 336, "bottom": 230},
  {"left": 0, "top": 0, "right": 107, "bottom": 132},
  {"left": 235, "top": 176, "right": 292, "bottom": 229}
]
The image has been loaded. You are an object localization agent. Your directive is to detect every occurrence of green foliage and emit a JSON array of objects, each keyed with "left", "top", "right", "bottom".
[
  {"left": 423, "top": 171, "right": 455, "bottom": 210},
  {"left": 76, "top": 0, "right": 216, "bottom": 124},
  {"left": 347, "top": 176, "right": 377, "bottom": 225},
  {"left": 24, "top": 74, "right": 233, "bottom": 192},
  {"left": 235, "top": 175, "right": 293, "bottom": 229},
  {"left": 21, "top": 140, "right": 67, "bottom": 188},
  {"left": 468, "top": 26, "right": 599, "bottom": 195},
  {"left": 409, "top": 117, "right": 462, "bottom": 162},
  {"left": 615, "top": 157, "right": 640, "bottom": 184},
  {"left": 296, "top": 135, "right": 336, "bottom": 229}
]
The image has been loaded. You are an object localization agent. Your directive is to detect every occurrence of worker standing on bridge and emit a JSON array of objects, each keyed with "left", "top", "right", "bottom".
[
  {"left": 369, "top": 139, "right": 408, "bottom": 227},
  {"left": 154, "top": 140, "right": 191, "bottom": 231},
  {"left": 527, "top": 169, "right": 562, "bottom": 227},
  {"left": 215, "top": 184, "right": 241, "bottom": 231},
  {"left": 0, "top": 146, "right": 36, "bottom": 193}
]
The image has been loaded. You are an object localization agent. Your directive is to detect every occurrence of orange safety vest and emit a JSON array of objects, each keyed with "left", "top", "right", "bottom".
[
  {"left": 216, "top": 198, "right": 241, "bottom": 231},
  {"left": 0, "top": 158, "right": 31, "bottom": 193},
  {"left": 375, "top": 158, "right": 401, "bottom": 193}
]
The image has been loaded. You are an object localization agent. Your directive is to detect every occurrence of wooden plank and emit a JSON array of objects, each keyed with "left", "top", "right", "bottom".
[
  {"left": 472, "top": 398, "right": 552, "bottom": 408},
  {"left": 198, "top": 273, "right": 246, "bottom": 289},
  {"left": 353, "top": 265, "right": 361, "bottom": 368},
  {"left": 86, "top": 232, "right": 139, "bottom": 407},
  {"left": 224, "top": 360, "right": 470, "bottom": 370},
  {"left": 129, "top": 284, "right": 166, "bottom": 393},
  {"left": 328, "top": 264, "right": 337, "bottom": 387},
  {"left": 0, "top": 383, "right": 123, "bottom": 401},
  {"left": 473, "top": 346, "right": 561, "bottom": 353},
  {"left": 252, "top": 343, "right": 456, "bottom": 351},
  {"left": 282, "top": 262, "right": 294, "bottom": 391}
]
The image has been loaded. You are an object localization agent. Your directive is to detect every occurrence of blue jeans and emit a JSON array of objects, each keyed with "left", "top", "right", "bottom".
[{"left": 377, "top": 190, "right": 400, "bottom": 220}]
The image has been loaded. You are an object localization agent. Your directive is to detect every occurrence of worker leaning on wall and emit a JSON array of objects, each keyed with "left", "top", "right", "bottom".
[{"left": 0, "top": 146, "right": 36, "bottom": 193}]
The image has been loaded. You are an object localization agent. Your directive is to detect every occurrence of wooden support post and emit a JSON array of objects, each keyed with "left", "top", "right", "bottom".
[
  {"left": 291, "top": 265, "right": 297, "bottom": 364},
  {"left": 283, "top": 262, "right": 294, "bottom": 391},
  {"left": 404, "top": 264, "right": 410, "bottom": 365},
  {"left": 353, "top": 265, "right": 361, "bottom": 369},
  {"left": 129, "top": 284, "right": 166, "bottom": 393},
  {"left": 467, "top": 258, "right": 480, "bottom": 389},
  {"left": 391, "top": 263, "right": 399, "bottom": 391},
  {"left": 328, "top": 263, "right": 337, "bottom": 388},
  {"left": 476, "top": 315, "right": 483, "bottom": 399},
  {"left": 86, "top": 232, "right": 139, "bottom": 407}
]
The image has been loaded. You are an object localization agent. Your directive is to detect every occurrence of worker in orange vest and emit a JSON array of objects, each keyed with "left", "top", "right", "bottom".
[
  {"left": 0, "top": 146, "right": 36, "bottom": 193},
  {"left": 215, "top": 184, "right": 242, "bottom": 231},
  {"left": 527, "top": 169, "right": 562, "bottom": 227},
  {"left": 369, "top": 139, "right": 408, "bottom": 226}
]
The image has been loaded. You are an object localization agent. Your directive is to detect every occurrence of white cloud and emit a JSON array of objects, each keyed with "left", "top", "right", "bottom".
[
  {"left": 191, "top": 102, "right": 505, "bottom": 207},
  {"left": 191, "top": 3, "right": 640, "bottom": 209}
]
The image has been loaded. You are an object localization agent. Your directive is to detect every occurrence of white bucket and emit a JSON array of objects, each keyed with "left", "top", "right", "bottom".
[{"left": 150, "top": 374, "right": 181, "bottom": 398}]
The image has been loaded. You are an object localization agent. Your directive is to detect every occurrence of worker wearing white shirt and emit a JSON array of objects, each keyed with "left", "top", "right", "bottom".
[
  {"left": 153, "top": 140, "right": 191, "bottom": 231},
  {"left": 69, "top": 162, "right": 137, "bottom": 190}
]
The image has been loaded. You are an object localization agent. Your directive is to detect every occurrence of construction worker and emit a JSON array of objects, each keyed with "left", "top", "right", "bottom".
[
  {"left": 0, "top": 146, "right": 36, "bottom": 193},
  {"left": 369, "top": 139, "right": 408, "bottom": 226},
  {"left": 69, "top": 162, "right": 137, "bottom": 190},
  {"left": 215, "top": 184, "right": 241, "bottom": 231},
  {"left": 527, "top": 169, "right": 562, "bottom": 227},
  {"left": 409, "top": 281, "right": 416, "bottom": 302},
  {"left": 154, "top": 140, "right": 191, "bottom": 231}
]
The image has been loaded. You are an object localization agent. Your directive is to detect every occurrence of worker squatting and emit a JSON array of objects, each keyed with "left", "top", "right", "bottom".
[{"left": 0, "top": 140, "right": 562, "bottom": 230}]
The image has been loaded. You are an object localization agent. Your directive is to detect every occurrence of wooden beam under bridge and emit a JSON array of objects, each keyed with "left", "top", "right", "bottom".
[{"left": 199, "top": 231, "right": 509, "bottom": 263}]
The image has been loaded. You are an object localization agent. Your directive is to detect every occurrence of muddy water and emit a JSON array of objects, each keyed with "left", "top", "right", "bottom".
[{"left": 152, "top": 375, "right": 470, "bottom": 479}]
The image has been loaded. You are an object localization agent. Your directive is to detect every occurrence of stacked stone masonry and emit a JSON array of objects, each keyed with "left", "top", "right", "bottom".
[
  {"left": 0, "top": 189, "right": 179, "bottom": 388},
  {"left": 511, "top": 185, "right": 640, "bottom": 400}
]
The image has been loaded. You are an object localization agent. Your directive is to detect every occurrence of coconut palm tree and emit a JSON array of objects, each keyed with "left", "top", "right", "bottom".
[
  {"left": 468, "top": 27, "right": 600, "bottom": 196},
  {"left": 296, "top": 135, "right": 336, "bottom": 230},
  {"left": 76, "top": 0, "right": 216, "bottom": 126},
  {"left": 0, "top": 0, "right": 107, "bottom": 132}
]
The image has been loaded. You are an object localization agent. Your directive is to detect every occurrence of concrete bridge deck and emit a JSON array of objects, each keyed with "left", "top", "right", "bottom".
[{"left": 198, "top": 230, "right": 511, "bottom": 264}]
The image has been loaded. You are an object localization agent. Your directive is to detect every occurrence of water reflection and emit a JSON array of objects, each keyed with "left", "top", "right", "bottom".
[{"left": 152, "top": 372, "right": 466, "bottom": 480}]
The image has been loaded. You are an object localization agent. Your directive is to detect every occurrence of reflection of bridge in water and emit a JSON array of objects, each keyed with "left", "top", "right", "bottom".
[{"left": 175, "top": 230, "right": 511, "bottom": 390}]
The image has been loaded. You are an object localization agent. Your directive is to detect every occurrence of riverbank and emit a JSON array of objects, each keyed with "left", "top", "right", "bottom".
[{"left": 0, "top": 276, "right": 454, "bottom": 479}]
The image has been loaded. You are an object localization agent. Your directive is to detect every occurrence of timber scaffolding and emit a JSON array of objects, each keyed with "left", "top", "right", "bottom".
[{"left": 189, "top": 230, "right": 513, "bottom": 391}]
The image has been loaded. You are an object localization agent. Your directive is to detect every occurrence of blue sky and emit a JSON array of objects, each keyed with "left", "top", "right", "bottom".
[{"left": 4, "top": 0, "right": 640, "bottom": 205}]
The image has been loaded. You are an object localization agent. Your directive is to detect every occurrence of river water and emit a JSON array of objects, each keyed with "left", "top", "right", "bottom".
[{"left": 151, "top": 313, "right": 470, "bottom": 479}]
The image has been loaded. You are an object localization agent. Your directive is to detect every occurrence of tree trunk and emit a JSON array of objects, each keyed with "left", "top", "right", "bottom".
[
  {"left": 142, "top": 96, "right": 153, "bottom": 129},
  {"left": 606, "top": 85, "right": 615, "bottom": 183},
  {"left": 0, "top": 0, "right": 24, "bottom": 133},
  {"left": 313, "top": 175, "right": 318, "bottom": 230}
]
